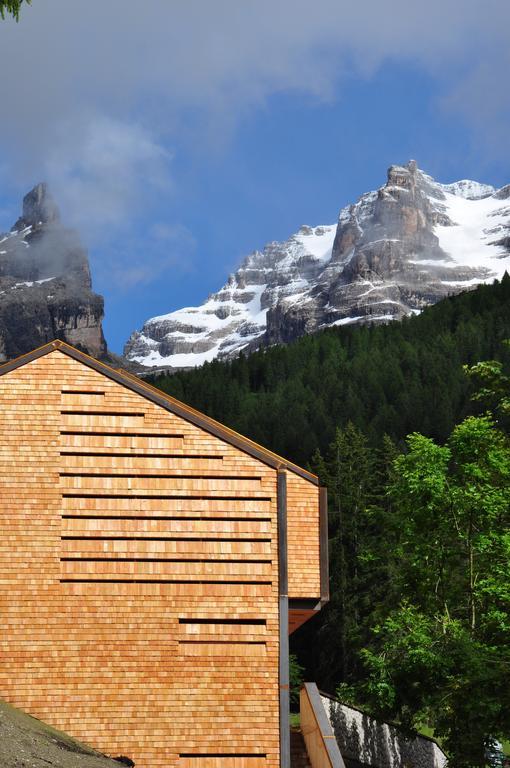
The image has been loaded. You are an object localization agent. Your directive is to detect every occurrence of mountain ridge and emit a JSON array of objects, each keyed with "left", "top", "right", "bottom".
[{"left": 125, "top": 161, "right": 510, "bottom": 369}]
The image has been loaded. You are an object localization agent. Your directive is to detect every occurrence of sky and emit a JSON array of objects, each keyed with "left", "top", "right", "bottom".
[{"left": 0, "top": 0, "right": 509, "bottom": 353}]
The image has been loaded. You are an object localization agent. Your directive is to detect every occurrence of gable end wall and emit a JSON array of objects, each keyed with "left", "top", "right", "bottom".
[{"left": 0, "top": 349, "right": 322, "bottom": 767}]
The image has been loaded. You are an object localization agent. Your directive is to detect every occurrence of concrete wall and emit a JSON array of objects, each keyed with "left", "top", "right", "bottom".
[{"left": 320, "top": 696, "right": 447, "bottom": 768}]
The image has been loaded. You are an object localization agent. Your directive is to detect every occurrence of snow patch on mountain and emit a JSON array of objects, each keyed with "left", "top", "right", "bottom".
[
  {"left": 125, "top": 224, "right": 337, "bottom": 366},
  {"left": 440, "top": 180, "right": 495, "bottom": 200},
  {"left": 434, "top": 191, "right": 509, "bottom": 274}
]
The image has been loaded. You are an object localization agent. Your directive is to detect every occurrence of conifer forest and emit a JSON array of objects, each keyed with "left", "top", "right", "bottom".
[{"left": 151, "top": 277, "right": 510, "bottom": 767}]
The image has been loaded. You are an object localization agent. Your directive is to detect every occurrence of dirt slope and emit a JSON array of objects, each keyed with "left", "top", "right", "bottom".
[{"left": 0, "top": 700, "right": 132, "bottom": 768}]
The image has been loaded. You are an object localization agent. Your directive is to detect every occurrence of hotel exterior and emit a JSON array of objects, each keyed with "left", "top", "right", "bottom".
[{"left": 0, "top": 341, "right": 327, "bottom": 768}]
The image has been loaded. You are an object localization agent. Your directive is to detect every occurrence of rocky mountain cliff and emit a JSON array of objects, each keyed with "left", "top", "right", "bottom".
[
  {"left": 125, "top": 161, "right": 510, "bottom": 369},
  {"left": 0, "top": 183, "right": 107, "bottom": 362}
]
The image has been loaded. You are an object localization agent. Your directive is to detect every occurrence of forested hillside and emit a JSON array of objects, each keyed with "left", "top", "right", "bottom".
[
  {"left": 149, "top": 274, "right": 510, "bottom": 464},
  {"left": 150, "top": 277, "right": 510, "bottom": 767}
]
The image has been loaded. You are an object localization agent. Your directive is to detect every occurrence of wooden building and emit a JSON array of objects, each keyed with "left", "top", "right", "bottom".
[{"left": 0, "top": 341, "right": 328, "bottom": 768}]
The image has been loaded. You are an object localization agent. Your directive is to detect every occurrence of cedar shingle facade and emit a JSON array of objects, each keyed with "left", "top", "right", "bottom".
[{"left": 0, "top": 341, "right": 327, "bottom": 768}]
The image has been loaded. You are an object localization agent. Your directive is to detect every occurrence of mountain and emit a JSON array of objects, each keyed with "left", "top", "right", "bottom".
[
  {"left": 147, "top": 275, "right": 510, "bottom": 466},
  {"left": 0, "top": 183, "right": 107, "bottom": 362},
  {"left": 124, "top": 161, "right": 510, "bottom": 369}
]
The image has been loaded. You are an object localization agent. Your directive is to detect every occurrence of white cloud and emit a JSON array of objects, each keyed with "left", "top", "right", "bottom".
[
  {"left": 44, "top": 114, "right": 171, "bottom": 238},
  {"left": 1, "top": 1, "right": 508, "bottom": 159},
  {"left": 0, "top": 0, "right": 508, "bottom": 291}
]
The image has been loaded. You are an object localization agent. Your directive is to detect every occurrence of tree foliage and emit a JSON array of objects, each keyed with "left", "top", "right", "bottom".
[
  {"left": 289, "top": 653, "right": 305, "bottom": 708},
  {"left": 465, "top": 340, "right": 510, "bottom": 426},
  {"left": 308, "top": 425, "right": 397, "bottom": 690},
  {"left": 357, "top": 415, "right": 510, "bottom": 767},
  {"left": 151, "top": 279, "right": 510, "bottom": 765},
  {"left": 0, "top": 0, "right": 30, "bottom": 20},
  {"left": 151, "top": 274, "right": 510, "bottom": 467}
]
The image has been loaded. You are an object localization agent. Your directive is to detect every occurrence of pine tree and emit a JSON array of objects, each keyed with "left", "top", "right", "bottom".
[{"left": 312, "top": 424, "right": 392, "bottom": 689}]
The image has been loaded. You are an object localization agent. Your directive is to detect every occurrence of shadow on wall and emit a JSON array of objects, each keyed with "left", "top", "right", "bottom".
[{"left": 324, "top": 696, "right": 447, "bottom": 768}]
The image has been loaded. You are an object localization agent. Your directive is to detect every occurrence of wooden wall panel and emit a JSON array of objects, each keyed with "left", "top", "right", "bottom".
[
  {"left": 286, "top": 472, "right": 321, "bottom": 598},
  {"left": 0, "top": 347, "right": 321, "bottom": 768}
]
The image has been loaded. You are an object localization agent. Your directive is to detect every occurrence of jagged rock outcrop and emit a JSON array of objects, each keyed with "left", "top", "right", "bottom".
[
  {"left": 125, "top": 162, "right": 510, "bottom": 369},
  {"left": 0, "top": 183, "right": 107, "bottom": 362}
]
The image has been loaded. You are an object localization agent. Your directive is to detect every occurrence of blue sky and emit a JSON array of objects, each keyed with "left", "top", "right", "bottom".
[{"left": 0, "top": 1, "right": 509, "bottom": 353}]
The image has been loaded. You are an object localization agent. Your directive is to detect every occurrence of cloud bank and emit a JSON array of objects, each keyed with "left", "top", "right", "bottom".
[{"left": 0, "top": 0, "right": 508, "bottom": 287}]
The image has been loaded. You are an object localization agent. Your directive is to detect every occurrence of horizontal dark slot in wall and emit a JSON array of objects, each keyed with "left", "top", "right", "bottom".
[
  {"left": 60, "top": 579, "right": 272, "bottom": 584},
  {"left": 60, "top": 452, "right": 222, "bottom": 459},
  {"left": 62, "top": 515, "right": 272, "bottom": 522},
  {"left": 178, "top": 640, "right": 266, "bottom": 645},
  {"left": 61, "top": 536, "right": 271, "bottom": 542},
  {"left": 60, "top": 473, "right": 261, "bottom": 480},
  {"left": 179, "top": 755, "right": 267, "bottom": 759},
  {"left": 61, "top": 391, "right": 105, "bottom": 396},
  {"left": 179, "top": 618, "right": 266, "bottom": 625},
  {"left": 61, "top": 557, "right": 272, "bottom": 563},
  {"left": 62, "top": 494, "right": 273, "bottom": 501},
  {"left": 61, "top": 411, "right": 146, "bottom": 417},
  {"left": 60, "top": 431, "right": 184, "bottom": 438}
]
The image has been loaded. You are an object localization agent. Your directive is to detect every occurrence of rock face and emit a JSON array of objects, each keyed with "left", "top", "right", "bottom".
[
  {"left": 0, "top": 183, "right": 107, "bottom": 362},
  {"left": 125, "top": 162, "right": 510, "bottom": 368}
]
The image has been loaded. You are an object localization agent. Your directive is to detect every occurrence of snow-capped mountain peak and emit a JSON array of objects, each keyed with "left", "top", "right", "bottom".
[
  {"left": 125, "top": 162, "right": 510, "bottom": 369},
  {"left": 440, "top": 179, "right": 495, "bottom": 200}
]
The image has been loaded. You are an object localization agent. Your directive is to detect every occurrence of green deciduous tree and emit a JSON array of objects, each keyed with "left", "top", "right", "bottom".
[
  {"left": 465, "top": 339, "right": 510, "bottom": 427},
  {"left": 152, "top": 278, "right": 510, "bottom": 763},
  {"left": 289, "top": 653, "right": 305, "bottom": 708},
  {"left": 357, "top": 415, "right": 510, "bottom": 767}
]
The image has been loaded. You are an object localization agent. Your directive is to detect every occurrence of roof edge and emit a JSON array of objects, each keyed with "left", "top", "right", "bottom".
[{"left": 0, "top": 341, "right": 319, "bottom": 485}]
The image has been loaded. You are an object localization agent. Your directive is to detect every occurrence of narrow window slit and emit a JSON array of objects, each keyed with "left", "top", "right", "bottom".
[
  {"left": 59, "top": 472, "right": 261, "bottom": 480},
  {"left": 61, "top": 535, "right": 271, "bottom": 542},
  {"left": 61, "top": 411, "right": 146, "bottom": 417},
  {"left": 60, "top": 557, "right": 272, "bottom": 564},
  {"left": 179, "top": 755, "right": 266, "bottom": 759},
  {"left": 60, "top": 431, "right": 184, "bottom": 438},
  {"left": 62, "top": 494, "right": 272, "bottom": 501},
  {"left": 178, "top": 640, "right": 266, "bottom": 646},
  {"left": 61, "top": 514, "right": 271, "bottom": 522},
  {"left": 60, "top": 452, "right": 222, "bottom": 460},
  {"left": 60, "top": 579, "right": 272, "bottom": 585},
  {"left": 61, "top": 391, "right": 105, "bottom": 396},
  {"left": 179, "top": 618, "right": 266, "bottom": 625}
]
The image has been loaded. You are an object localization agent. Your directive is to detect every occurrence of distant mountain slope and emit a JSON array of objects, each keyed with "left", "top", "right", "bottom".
[
  {"left": 148, "top": 276, "right": 510, "bottom": 466},
  {"left": 0, "top": 183, "right": 107, "bottom": 362},
  {"left": 125, "top": 160, "right": 510, "bottom": 369}
]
